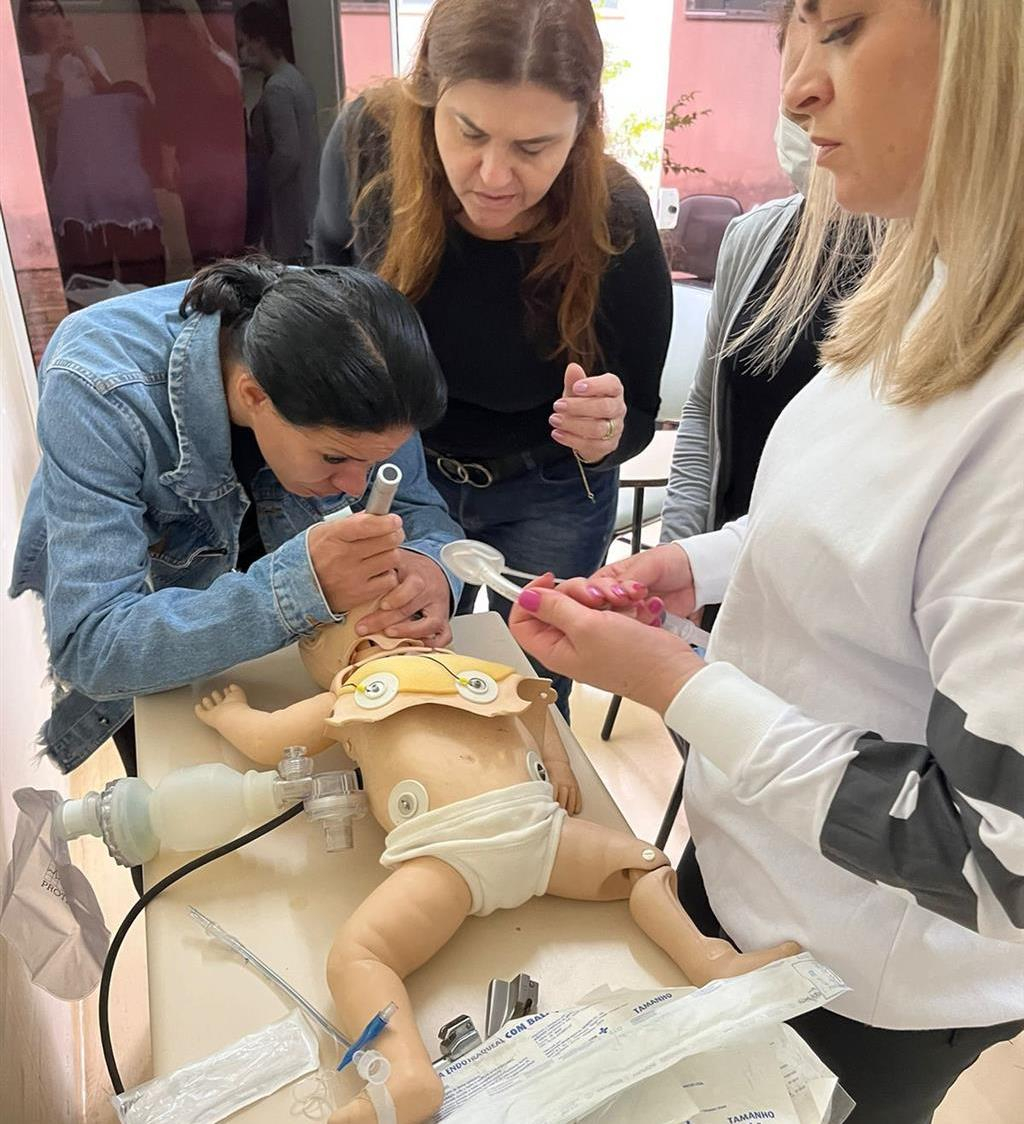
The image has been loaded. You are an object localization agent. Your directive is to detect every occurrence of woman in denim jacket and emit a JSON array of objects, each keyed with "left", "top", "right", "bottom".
[{"left": 11, "top": 257, "right": 463, "bottom": 775}]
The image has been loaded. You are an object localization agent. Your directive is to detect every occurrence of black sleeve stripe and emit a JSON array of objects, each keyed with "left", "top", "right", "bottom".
[
  {"left": 819, "top": 690, "right": 1023, "bottom": 935},
  {"left": 955, "top": 796, "right": 1024, "bottom": 929},
  {"left": 927, "top": 690, "right": 1024, "bottom": 813},
  {"left": 821, "top": 733, "right": 978, "bottom": 930}
]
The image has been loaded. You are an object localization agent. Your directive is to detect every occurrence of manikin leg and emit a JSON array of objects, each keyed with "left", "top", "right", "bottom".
[
  {"left": 326, "top": 856, "right": 473, "bottom": 1124},
  {"left": 194, "top": 685, "right": 338, "bottom": 765},
  {"left": 547, "top": 818, "right": 801, "bottom": 987}
]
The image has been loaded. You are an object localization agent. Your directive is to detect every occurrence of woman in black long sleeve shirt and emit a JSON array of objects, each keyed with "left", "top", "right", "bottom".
[{"left": 315, "top": 0, "right": 671, "bottom": 715}]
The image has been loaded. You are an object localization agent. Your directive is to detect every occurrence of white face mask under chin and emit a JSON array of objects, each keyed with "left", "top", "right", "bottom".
[{"left": 774, "top": 110, "right": 814, "bottom": 195}]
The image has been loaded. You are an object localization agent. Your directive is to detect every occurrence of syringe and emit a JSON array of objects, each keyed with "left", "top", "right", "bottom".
[{"left": 188, "top": 906, "right": 350, "bottom": 1047}]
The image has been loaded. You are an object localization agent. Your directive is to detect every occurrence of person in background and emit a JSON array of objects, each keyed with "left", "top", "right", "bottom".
[
  {"left": 660, "top": 0, "right": 880, "bottom": 625},
  {"left": 143, "top": 0, "right": 247, "bottom": 266},
  {"left": 314, "top": 0, "right": 672, "bottom": 719},
  {"left": 16, "top": 0, "right": 166, "bottom": 287},
  {"left": 512, "top": 1, "right": 1024, "bottom": 1119},
  {"left": 236, "top": 1, "right": 320, "bottom": 263},
  {"left": 10, "top": 257, "right": 462, "bottom": 783}
]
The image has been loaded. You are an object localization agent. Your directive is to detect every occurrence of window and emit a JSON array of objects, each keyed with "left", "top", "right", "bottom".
[
  {"left": 7, "top": 0, "right": 341, "bottom": 314},
  {"left": 685, "top": 0, "right": 774, "bottom": 20}
]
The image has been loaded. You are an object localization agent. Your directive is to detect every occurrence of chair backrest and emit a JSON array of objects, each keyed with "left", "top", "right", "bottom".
[
  {"left": 665, "top": 194, "right": 743, "bottom": 282},
  {"left": 658, "top": 279, "right": 713, "bottom": 423}
]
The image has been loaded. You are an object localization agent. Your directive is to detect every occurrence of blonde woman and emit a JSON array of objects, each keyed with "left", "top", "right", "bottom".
[
  {"left": 661, "top": 1, "right": 879, "bottom": 579},
  {"left": 511, "top": 1, "right": 1024, "bottom": 1119},
  {"left": 315, "top": 0, "right": 672, "bottom": 716}
]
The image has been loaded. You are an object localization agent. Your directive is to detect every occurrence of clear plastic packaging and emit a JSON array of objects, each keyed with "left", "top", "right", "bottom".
[{"left": 111, "top": 1009, "right": 319, "bottom": 1124}]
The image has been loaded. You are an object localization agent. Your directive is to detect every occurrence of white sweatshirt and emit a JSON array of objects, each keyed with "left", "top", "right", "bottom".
[{"left": 666, "top": 266, "right": 1024, "bottom": 1029}]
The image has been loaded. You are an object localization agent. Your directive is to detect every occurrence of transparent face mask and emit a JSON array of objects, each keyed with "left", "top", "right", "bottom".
[
  {"left": 774, "top": 108, "right": 815, "bottom": 195},
  {"left": 0, "top": 787, "right": 110, "bottom": 1000}
]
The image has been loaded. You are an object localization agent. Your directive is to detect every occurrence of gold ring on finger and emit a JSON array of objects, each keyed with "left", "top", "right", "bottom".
[{"left": 603, "top": 418, "right": 616, "bottom": 441}]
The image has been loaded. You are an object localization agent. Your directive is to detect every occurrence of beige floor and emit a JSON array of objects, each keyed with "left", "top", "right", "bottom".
[{"left": 72, "top": 679, "right": 1023, "bottom": 1122}]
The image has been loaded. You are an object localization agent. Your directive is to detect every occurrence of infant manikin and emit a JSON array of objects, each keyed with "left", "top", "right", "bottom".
[{"left": 195, "top": 605, "right": 800, "bottom": 1124}]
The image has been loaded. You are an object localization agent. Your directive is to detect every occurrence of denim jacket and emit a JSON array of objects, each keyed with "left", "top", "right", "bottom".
[{"left": 10, "top": 281, "right": 463, "bottom": 772}]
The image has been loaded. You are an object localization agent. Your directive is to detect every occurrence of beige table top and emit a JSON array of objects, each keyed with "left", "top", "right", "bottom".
[
  {"left": 619, "top": 428, "right": 677, "bottom": 488},
  {"left": 137, "top": 612, "right": 683, "bottom": 1118}
]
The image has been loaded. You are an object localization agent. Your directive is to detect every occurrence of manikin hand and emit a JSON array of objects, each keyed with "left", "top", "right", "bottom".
[
  {"left": 509, "top": 576, "right": 704, "bottom": 715},
  {"left": 356, "top": 550, "right": 454, "bottom": 646},
  {"left": 306, "top": 513, "right": 404, "bottom": 615},
  {"left": 549, "top": 363, "right": 627, "bottom": 465},
  {"left": 544, "top": 759, "right": 582, "bottom": 816}
]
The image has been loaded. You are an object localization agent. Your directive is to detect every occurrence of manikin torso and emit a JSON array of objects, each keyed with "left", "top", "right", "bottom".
[
  {"left": 348, "top": 707, "right": 538, "bottom": 827},
  {"left": 296, "top": 610, "right": 558, "bottom": 829}
]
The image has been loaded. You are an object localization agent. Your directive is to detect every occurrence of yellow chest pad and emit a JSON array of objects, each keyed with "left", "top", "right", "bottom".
[
  {"left": 346, "top": 652, "right": 514, "bottom": 695},
  {"left": 325, "top": 652, "right": 544, "bottom": 731}
]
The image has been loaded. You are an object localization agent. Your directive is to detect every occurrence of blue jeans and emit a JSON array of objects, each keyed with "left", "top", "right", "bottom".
[{"left": 429, "top": 452, "right": 619, "bottom": 720}]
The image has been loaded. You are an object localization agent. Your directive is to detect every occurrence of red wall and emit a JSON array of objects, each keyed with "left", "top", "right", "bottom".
[
  {"left": 339, "top": 9, "right": 393, "bottom": 96},
  {"left": 0, "top": 2, "right": 57, "bottom": 270},
  {"left": 662, "top": 4, "right": 793, "bottom": 212}
]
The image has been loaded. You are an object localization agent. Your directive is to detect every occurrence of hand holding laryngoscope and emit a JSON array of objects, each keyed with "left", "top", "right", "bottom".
[{"left": 308, "top": 463, "right": 405, "bottom": 614}]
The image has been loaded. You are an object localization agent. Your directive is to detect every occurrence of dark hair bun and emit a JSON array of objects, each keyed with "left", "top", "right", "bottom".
[{"left": 180, "top": 255, "right": 287, "bottom": 325}]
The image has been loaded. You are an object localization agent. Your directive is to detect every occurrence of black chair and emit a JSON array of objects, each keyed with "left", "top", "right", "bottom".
[
  {"left": 663, "top": 193, "right": 743, "bottom": 283},
  {"left": 654, "top": 729, "right": 689, "bottom": 851}
]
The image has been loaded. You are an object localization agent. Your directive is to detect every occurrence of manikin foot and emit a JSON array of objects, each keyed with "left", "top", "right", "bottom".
[
  {"left": 194, "top": 683, "right": 249, "bottom": 731},
  {"left": 327, "top": 1057, "right": 442, "bottom": 1124},
  {"left": 629, "top": 866, "right": 801, "bottom": 987}
]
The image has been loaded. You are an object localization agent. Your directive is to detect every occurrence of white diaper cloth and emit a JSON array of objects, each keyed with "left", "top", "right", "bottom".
[{"left": 379, "top": 781, "right": 565, "bottom": 916}]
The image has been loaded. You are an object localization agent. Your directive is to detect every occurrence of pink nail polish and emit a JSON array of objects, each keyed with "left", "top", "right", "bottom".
[
  {"left": 576, "top": 381, "right": 588, "bottom": 393},
  {"left": 517, "top": 589, "right": 541, "bottom": 612},
  {"left": 648, "top": 597, "right": 664, "bottom": 615},
  {"left": 628, "top": 581, "right": 646, "bottom": 594},
  {"left": 611, "top": 585, "right": 626, "bottom": 597},
  {"left": 586, "top": 585, "right": 604, "bottom": 600}
]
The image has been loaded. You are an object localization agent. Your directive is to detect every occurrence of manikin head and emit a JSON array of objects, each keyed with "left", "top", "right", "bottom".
[{"left": 298, "top": 602, "right": 421, "bottom": 690}]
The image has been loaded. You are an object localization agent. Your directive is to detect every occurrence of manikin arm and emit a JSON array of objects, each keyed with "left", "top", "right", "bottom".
[
  {"left": 519, "top": 689, "right": 582, "bottom": 816},
  {"left": 194, "top": 685, "right": 337, "bottom": 767}
]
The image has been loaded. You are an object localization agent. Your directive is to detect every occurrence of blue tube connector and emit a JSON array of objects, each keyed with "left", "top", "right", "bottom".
[{"left": 337, "top": 1002, "right": 398, "bottom": 1071}]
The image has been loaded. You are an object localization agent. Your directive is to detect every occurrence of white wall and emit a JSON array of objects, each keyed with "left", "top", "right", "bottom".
[{"left": 0, "top": 209, "right": 81, "bottom": 1123}]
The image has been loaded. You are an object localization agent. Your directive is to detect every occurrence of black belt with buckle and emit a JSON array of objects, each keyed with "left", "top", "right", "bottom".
[{"left": 425, "top": 444, "right": 569, "bottom": 488}]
